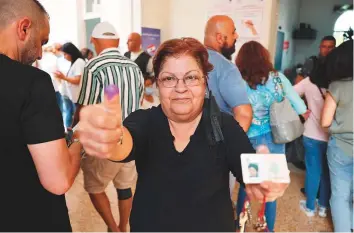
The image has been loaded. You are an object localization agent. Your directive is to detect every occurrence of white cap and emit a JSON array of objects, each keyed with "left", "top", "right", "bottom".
[{"left": 92, "top": 22, "right": 120, "bottom": 39}]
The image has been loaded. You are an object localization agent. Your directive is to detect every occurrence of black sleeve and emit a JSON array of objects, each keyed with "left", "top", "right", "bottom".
[
  {"left": 222, "top": 113, "right": 255, "bottom": 187},
  {"left": 22, "top": 71, "right": 65, "bottom": 144},
  {"left": 122, "top": 108, "right": 150, "bottom": 162}
]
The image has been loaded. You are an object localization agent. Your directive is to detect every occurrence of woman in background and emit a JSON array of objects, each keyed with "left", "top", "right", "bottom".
[
  {"left": 141, "top": 77, "right": 160, "bottom": 109},
  {"left": 321, "top": 40, "right": 353, "bottom": 232},
  {"left": 81, "top": 47, "right": 94, "bottom": 62},
  {"left": 54, "top": 42, "right": 86, "bottom": 130},
  {"left": 294, "top": 56, "right": 330, "bottom": 218},
  {"left": 235, "top": 41, "right": 307, "bottom": 232}
]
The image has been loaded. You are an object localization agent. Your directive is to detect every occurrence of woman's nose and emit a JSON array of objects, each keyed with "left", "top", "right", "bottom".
[{"left": 174, "top": 79, "right": 188, "bottom": 93}]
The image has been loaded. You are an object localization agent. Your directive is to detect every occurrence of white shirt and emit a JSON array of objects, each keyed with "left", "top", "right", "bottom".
[
  {"left": 60, "top": 58, "right": 86, "bottom": 103},
  {"left": 130, "top": 50, "right": 154, "bottom": 76},
  {"left": 37, "top": 52, "right": 61, "bottom": 92}
]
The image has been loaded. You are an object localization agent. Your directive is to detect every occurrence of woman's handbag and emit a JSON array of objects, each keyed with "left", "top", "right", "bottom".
[{"left": 270, "top": 73, "right": 304, "bottom": 144}]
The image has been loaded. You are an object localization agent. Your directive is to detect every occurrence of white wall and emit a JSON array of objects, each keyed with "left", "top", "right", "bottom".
[
  {"left": 39, "top": 0, "right": 81, "bottom": 46},
  {"left": 294, "top": 0, "right": 352, "bottom": 64},
  {"left": 141, "top": 0, "right": 171, "bottom": 42},
  {"left": 168, "top": 0, "right": 206, "bottom": 42},
  {"left": 277, "top": 0, "right": 301, "bottom": 70},
  {"left": 141, "top": 0, "right": 279, "bottom": 59}
]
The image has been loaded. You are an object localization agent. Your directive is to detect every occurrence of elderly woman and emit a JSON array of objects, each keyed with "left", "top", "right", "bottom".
[{"left": 75, "top": 38, "right": 288, "bottom": 231}]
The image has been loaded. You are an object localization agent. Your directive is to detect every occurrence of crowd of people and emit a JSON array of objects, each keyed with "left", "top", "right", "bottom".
[{"left": 0, "top": 0, "right": 352, "bottom": 232}]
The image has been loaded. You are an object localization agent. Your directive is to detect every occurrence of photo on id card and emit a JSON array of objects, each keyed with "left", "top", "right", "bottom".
[{"left": 241, "top": 153, "right": 290, "bottom": 184}]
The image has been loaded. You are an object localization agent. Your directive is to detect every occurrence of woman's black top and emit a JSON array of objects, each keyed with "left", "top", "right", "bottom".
[{"left": 122, "top": 105, "right": 255, "bottom": 232}]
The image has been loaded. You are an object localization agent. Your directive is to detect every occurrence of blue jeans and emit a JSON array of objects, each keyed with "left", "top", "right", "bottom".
[
  {"left": 55, "top": 92, "right": 63, "bottom": 111},
  {"left": 303, "top": 136, "right": 330, "bottom": 210},
  {"left": 62, "top": 95, "right": 76, "bottom": 130},
  {"left": 236, "top": 132, "right": 285, "bottom": 232},
  {"left": 327, "top": 136, "right": 353, "bottom": 232}
]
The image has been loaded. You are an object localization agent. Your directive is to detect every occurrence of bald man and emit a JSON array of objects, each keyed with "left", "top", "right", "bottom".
[
  {"left": 124, "top": 33, "right": 153, "bottom": 78},
  {"left": 204, "top": 15, "right": 252, "bottom": 132},
  {"left": 0, "top": 0, "right": 87, "bottom": 231},
  {"left": 204, "top": 16, "right": 252, "bottom": 206}
]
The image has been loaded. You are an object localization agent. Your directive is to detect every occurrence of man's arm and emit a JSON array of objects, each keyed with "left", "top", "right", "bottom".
[
  {"left": 28, "top": 139, "right": 81, "bottom": 195},
  {"left": 232, "top": 104, "right": 252, "bottom": 132},
  {"left": 23, "top": 72, "right": 82, "bottom": 195},
  {"left": 219, "top": 67, "right": 252, "bottom": 132}
]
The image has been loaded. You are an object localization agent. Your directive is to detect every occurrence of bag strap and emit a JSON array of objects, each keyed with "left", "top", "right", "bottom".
[
  {"left": 316, "top": 85, "right": 326, "bottom": 100},
  {"left": 271, "top": 71, "right": 285, "bottom": 101}
]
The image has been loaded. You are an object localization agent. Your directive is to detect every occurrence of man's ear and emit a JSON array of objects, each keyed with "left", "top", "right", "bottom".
[
  {"left": 17, "top": 18, "right": 32, "bottom": 41},
  {"left": 215, "top": 33, "right": 224, "bottom": 46}
]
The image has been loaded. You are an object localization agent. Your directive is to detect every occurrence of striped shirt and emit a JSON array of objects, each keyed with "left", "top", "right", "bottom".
[{"left": 77, "top": 48, "right": 144, "bottom": 120}]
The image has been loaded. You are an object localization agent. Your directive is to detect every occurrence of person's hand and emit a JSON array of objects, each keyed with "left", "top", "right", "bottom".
[
  {"left": 245, "top": 182, "right": 289, "bottom": 202},
  {"left": 302, "top": 110, "right": 311, "bottom": 121},
  {"left": 243, "top": 20, "right": 258, "bottom": 35},
  {"left": 244, "top": 145, "right": 289, "bottom": 202},
  {"left": 244, "top": 20, "right": 254, "bottom": 28},
  {"left": 54, "top": 70, "right": 65, "bottom": 80},
  {"left": 76, "top": 85, "right": 123, "bottom": 159}
]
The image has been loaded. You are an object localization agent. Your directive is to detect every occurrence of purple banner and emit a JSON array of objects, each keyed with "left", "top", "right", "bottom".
[{"left": 141, "top": 27, "right": 161, "bottom": 56}]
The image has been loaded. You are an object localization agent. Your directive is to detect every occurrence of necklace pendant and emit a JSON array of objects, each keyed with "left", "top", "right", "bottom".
[{"left": 254, "top": 216, "right": 267, "bottom": 232}]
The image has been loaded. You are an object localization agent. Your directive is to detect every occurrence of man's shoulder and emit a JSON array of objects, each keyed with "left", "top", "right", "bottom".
[
  {"left": 141, "top": 51, "right": 151, "bottom": 58},
  {"left": 0, "top": 55, "right": 50, "bottom": 81},
  {"left": 86, "top": 52, "right": 139, "bottom": 72},
  {"left": 208, "top": 50, "right": 234, "bottom": 66},
  {"left": 207, "top": 49, "right": 237, "bottom": 74}
]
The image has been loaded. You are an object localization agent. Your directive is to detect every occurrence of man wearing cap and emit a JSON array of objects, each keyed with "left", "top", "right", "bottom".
[
  {"left": 75, "top": 22, "right": 144, "bottom": 232},
  {"left": 124, "top": 33, "right": 153, "bottom": 78}
]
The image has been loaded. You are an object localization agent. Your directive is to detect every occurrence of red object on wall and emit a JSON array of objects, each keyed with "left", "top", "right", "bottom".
[{"left": 283, "top": 41, "right": 289, "bottom": 50}]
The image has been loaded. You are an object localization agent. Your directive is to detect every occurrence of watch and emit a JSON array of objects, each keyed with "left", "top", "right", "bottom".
[{"left": 66, "top": 127, "right": 86, "bottom": 158}]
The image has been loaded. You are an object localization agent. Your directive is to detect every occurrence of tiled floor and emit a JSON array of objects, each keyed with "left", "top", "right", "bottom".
[{"left": 65, "top": 164, "right": 333, "bottom": 232}]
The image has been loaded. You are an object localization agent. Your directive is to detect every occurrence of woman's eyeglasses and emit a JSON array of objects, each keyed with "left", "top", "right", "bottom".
[{"left": 158, "top": 75, "right": 205, "bottom": 88}]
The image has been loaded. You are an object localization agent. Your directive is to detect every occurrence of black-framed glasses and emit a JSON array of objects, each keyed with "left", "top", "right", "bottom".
[{"left": 157, "top": 74, "right": 205, "bottom": 88}]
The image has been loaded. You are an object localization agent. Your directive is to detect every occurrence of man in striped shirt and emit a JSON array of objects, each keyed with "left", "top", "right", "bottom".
[{"left": 76, "top": 22, "right": 144, "bottom": 232}]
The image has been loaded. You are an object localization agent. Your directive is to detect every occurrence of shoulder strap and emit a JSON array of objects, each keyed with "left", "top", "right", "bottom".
[
  {"left": 316, "top": 85, "right": 325, "bottom": 100},
  {"left": 203, "top": 90, "right": 224, "bottom": 146},
  {"left": 271, "top": 71, "right": 285, "bottom": 101}
]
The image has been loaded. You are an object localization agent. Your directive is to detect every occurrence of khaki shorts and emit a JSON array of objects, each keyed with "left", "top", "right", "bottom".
[{"left": 81, "top": 156, "right": 137, "bottom": 194}]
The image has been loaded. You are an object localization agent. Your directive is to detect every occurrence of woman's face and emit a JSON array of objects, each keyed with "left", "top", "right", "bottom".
[
  {"left": 157, "top": 55, "right": 206, "bottom": 123},
  {"left": 249, "top": 167, "right": 258, "bottom": 177},
  {"left": 63, "top": 52, "right": 72, "bottom": 62}
]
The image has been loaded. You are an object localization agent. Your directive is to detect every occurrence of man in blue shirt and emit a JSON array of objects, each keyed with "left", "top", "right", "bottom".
[{"left": 204, "top": 15, "right": 252, "bottom": 132}]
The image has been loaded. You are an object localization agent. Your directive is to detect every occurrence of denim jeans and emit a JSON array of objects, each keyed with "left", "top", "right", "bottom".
[
  {"left": 327, "top": 136, "right": 353, "bottom": 232},
  {"left": 62, "top": 95, "right": 76, "bottom": 130},
  {"left": 303, "top": 136, "right": 330, "bottom": 210},
  {"left": 236, "top": 132, "right": 285, "bottom": 232}
]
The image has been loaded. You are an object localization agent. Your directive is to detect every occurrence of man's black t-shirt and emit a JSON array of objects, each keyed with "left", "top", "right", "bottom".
[
  {"left": 123, "top": 106, "right": 255, "bottom": 232},
  {"left": 0, "top": 54, "right": 71, "bottom": 231}
]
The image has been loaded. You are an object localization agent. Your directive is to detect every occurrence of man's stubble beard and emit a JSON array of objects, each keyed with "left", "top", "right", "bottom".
[{"left": 21, "top": 35, "right": 39, "bottom": 65}]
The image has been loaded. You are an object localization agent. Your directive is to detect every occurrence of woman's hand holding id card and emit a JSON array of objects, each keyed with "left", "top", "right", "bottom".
[{"left": 241, "top": 152, "right": 290, "bottom": 184}]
